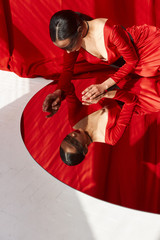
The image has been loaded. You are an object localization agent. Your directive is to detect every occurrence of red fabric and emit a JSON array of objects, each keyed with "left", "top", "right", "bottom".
[
  {"left": 95, "top": 0, "right": 160, "bottom": 27},
  {"left": 65, "top": 85, "right": 137, "bottom": 145},
  {"left": 127, "top": 24, "right": 160, "bottom": 77},
  {"left": 0, "top": 0, "right": 10, "bottom": 70},
  {"left": 57, "top": 21, "right": 160, "bottom": 90},
  {"left": 8, "top": 0, "right": 63, "bottom": 78},
  {"left": 1, "top": 1, "right": 160, "bottom": 78},
  {"left": 21, "top": 72, "right": 160, "bottom": 213},
  {"left": 3, "top": 0, "right": 97, "bottom": 78},
  {"left": 1, "top": 0, "right": 160, "bottom": 213}
]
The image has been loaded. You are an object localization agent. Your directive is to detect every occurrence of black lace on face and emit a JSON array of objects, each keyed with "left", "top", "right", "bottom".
[{"left": 64, "top": 135, "right": 85, "bottom": 155}]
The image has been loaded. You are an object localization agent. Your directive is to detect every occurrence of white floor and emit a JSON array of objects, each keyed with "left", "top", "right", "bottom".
[{"left": 0, "top": 69, "right": 160, "bottom": 240}]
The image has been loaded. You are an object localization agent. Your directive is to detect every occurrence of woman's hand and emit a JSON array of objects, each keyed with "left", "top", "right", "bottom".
[
  {"left": 82, "top": 83, "right": 106, "bottom": 101},
  {"left": 82, "top": 78, "right": 116, "bottom": 101},
  {"left": 82, "top": 90, "right": 117, "bottom": 105},
  {"left": 82, "top": 92, "right": 105, "bottom": 105},
  {"left": 42, "top": 89, "right": 62, "bottom": 118}
]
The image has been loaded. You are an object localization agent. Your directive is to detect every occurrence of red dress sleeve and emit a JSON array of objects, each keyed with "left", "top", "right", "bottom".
[
  {"left": 105, "top": 90, "right": 137, "bottom": 145},
  {"left": 109, "top": 25, "right": 138, "bottom": 83},
  {"left": 57, "top": 51, "right": 79, "bottom": 95}
]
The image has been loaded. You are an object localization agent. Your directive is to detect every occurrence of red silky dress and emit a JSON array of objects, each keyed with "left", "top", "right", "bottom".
[
  {"left": 57, "top": 19, "right": 160, "bottom": 145},
  {"left": 52, "top": 20, "right": 160, "bottom": 211},
  {"left": 58, "top": 19, "right": 160, "bottom": 90},
  {"left": 65, "top": 85, "right": 137, "bottom": 145}
]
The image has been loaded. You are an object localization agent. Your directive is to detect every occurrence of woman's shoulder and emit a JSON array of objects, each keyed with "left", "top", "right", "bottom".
[
  {"left": 93, "top": 18, "right": 108, "bottom": 22},
  {"left": 89, "top": 18, "right": 110, "bottom": 34},
  {"left": 93, "top": 18, "right": 115, "bottom": 32},
  {"left": 91, "top": 18, "right": 108, "bottom": 26}
]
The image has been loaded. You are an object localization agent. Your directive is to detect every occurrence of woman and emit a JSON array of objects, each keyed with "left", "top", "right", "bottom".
[
  {"left": 49, "top": 10, "right": 160, "bottom": 103},
  {"left": 44, "top": 82, "right": 137, "bottom": 166},
  {"left": 43, "top": 73, "right": 160, "bottom": 166}
]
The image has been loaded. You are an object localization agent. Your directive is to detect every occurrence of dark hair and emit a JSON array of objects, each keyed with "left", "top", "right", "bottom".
[
  {"left": 60, "top": 146, "right": 85, "bottom": 166},
  {"left": 49, "top": 10, "right": 92, "bottom": 42},
  {"left": 59, "top": 135, "right": 87, "bottom": 166}
]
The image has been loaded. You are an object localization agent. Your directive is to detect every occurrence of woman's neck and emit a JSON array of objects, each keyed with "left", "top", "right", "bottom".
[
  {"left": 81, "top": 18, "right": 109, "bottom": 60},
  {"left": 74, "top": 108, "right": 109, "bottom": 143},
  {"left": 82, "top": 21, "right": 89, "bottom": 38}
]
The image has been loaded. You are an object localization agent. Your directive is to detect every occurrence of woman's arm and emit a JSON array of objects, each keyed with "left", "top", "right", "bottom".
[
  {"left": 42, "top": 51, "right": 79, "bottom": 117},
  {"left": 82, "top": 89, "right": 117, "bottom": 105},
  {"left": 81, "top": 78, "right": 116, "bottom": 101},
  {"left": 82, "top": 25, "right": 138, "bottom": 100},
  {"left": 106, "top": 90, "right": 137, "bottom": 145},
  {"left": 108, "top": 25, "right": 138, "bottom": 83},
  {"left": 42, "top": 89, "right": 62, "bottom": 118},
  {"left": 57, "top": 51, "right": 79, "bottom": 95},
  {"left": 82, "top": 89, "right": 137, "bottom": 145}
]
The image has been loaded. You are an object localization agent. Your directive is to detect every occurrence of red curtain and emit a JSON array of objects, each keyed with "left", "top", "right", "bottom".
[
  {"left": 1, "top": 0, "right": 160, "bottom": 77},
  {"left": 0, "top": 0, "right": 10, "bottom": 70}
]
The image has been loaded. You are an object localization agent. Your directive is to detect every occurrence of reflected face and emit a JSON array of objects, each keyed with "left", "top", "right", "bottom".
[
  {"left": 54, "top": 34, "right": 82, "bottom": 53},
  {"left": 69, "top": 128, "right": 88, "bottom": 145},
  {"left": 61, "top": 128, "right": 89, "bottom": 154}
]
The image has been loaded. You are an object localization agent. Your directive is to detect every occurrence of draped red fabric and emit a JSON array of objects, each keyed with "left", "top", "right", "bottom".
[
  {"left": 1, "top": 0, "right": 160, "bottom": 77},
  {"left": 0, "top": 0, "right": 10, "bottom": 70},
  {"left": 1, "top": 1, "right": 160, "bottom": 213}
]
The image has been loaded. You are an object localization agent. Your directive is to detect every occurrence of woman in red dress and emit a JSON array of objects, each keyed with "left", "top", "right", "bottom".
[
  {"left": 49, "top": 10, "right": 160, "bottom": 104},
  {"left": 43, "top": 81, "right": 137, "bottom": 165},
  {"left": 43, "top": 74, "right": 160, "bottom": 166},
  {"left": 60, "top": 87, "right": 137, "bottom": 166},
  {"left": 43, "top": 10, "right": 160, "bottom": 166}
]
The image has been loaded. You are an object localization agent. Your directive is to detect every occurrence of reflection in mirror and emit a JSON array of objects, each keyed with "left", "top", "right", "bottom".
[{"left": 21, "top": 71, "right": 160, "bottom": 214}]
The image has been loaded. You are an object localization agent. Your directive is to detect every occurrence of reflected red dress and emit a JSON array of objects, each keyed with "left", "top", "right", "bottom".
[
  {"left": 61, "top": 75, "right": 160, "bottom": 145},
  {"left": 65, "top": 85, "right": 137, "bottom": 145},
  {"left": 58, "top": 20, "right": 160, "bottom": 89}
]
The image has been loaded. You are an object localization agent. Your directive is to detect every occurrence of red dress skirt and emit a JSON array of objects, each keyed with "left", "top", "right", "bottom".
[{"left": 127, "top": 24, "right": 160, "bottom": 77}]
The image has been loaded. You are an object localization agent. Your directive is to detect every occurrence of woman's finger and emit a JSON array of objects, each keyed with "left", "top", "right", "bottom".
[
  {"left": 53, "top": 104, "right": 60, "bottom": 111},
  {"left": 82, "top": 85, "right": 94, "bottom": 95},
  {"left": 89, "top": 92, "right": 100, "bottom": 99},
  {"left": 43, "top": 101, "right": 49, "bottom": 112},
  {"left": 82, "top": 98, "right": 97, "bottom": 105},
  {"left": 46, "top": 112, "right": 55, "bottom": 118},
  {"left": 82, "top": 100, "right": 95, "bottom": 105},
  {"left": 82, "top": 102, "right": 90, "bottom": 105},
  {"left": 42, "top": 104, "right": 47, "bottom": 112},
  {"left": 42, "top": 94, "right": 53, "bottom": 111},
  {"left": 83, "top": 94, "right": 103, "bottom": 105},
  {"left": 82, "top": 89, "right": 98, "bottom": 99},
  {"left": 46, "top": 107, "right": 59, "bottom": 118},
  {"left": 52, "top": 97, "right": 60, "bottom": 108},
  {"left": 83, "top": 91, "right": 100, "bottom": 101}
]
